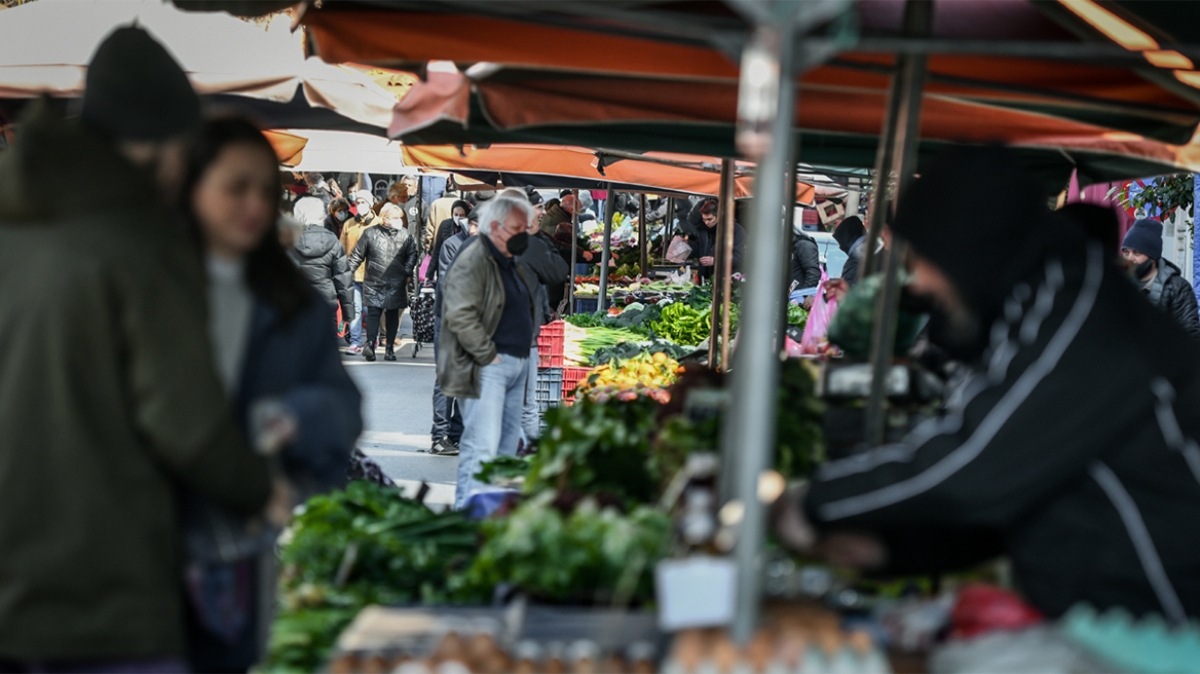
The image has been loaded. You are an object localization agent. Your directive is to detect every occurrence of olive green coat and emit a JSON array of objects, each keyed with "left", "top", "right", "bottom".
[{"left": 0, "top": 101, "right": 271, "bottom": 661}]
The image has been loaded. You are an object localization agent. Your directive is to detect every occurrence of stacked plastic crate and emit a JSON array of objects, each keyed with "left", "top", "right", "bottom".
[{"left": 535, "top": 321, "right": 565, "bottom": 416}]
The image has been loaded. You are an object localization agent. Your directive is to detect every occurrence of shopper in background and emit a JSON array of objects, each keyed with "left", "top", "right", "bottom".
[
  {"left": 372, "top": 181, "right": 408, "bottom": 216},
  {"left": 689, "top": 198, "right": 745, "bottom": 280},
  {"left": 0, "top": 28, "right": 271, "bottom": 671},
  {"left": 426, "top": 174, "right": 462, "bottom": 250},
  {"left": 776, "top": 146, "right": 1200, "bottom": 623},
  {"left": 340, "top": 190, "right": 377, "bottom": 355},
  {"left": 427, "top": 209, "right": 478, "bottom": 456},
  {"left": 790, "top": 220, "right": 821, "bottom": 307},
  {"left": 179, "top": 116, "right": 361, "bottom": 672},
  {"left": 349, "top": 203, "right": 418, "bottom": 362},
  {"left": 426, "top": 198, "right": 472, "bottom": 284},
  {"left": 502, "top": 188, "right": 569, "bottom": 446},
  {"left": 302, "top": 171, "right": 337, "bottom": 207},
  {"left": 438, "top": 196, "right": 538, "bottom": 508},
  {"left": 289, "top": 197, "right": 355, "bottom": 332},
  {"left": 323, "top": 197, "right": 351, "bottom": 239},
  {"left": 1121, "top": 218, "right": 1200, "bottom": 339},
  {"left": 832, "top": 215, "right": 866, "bottom": 276}
]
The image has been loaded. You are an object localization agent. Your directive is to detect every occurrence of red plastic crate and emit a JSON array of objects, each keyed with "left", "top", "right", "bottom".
[
  {"left": 537, "top": 320, "right": 565, "bottom": 368},
  {"left": 561, "top": 366, "right": 593, "bottom": 403}
]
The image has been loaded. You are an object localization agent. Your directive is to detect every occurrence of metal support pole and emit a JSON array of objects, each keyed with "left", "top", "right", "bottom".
[
  {"left": 599, "top": 186, "right": 616, "bottom": 312},
  {"left": 864, "top": 0, "right": 932, "bottom": 446},
  {"left": 711, "top": 162, "right": 735, "bottom": 370},
  {"left": 720, "top": 160, "right": 737, "bottom": 371},
  {"left": 568, "top": 189, "right": 579, "bottom": 314},
  {"left": 639, "top": 193, "right": 649, "bottom": 275},
  {"left": 725, "top": 15, "right": 799, "bottom": 644}
]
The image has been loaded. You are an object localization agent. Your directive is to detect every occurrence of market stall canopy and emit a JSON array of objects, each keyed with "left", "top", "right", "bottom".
[
  {"left": 280, "top": 0, "right": 1200, "bottom": 184},
  {"left": 274, "top": 128, "right": 413, "bottom": 174},
  {"left": 400, "top": 143, "right": 818, "bottom": 203},
  {"left": 0, "top": 0, "right": 399, "bottom": 133},
  {"left": 264, "top": 129, "right": 308, "bottom": 166}
]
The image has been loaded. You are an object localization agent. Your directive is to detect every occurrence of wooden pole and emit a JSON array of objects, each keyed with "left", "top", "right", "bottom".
[
  {"left": 639, "top": 193, "right": 649, "bottom": 276},
  {"left": 568, "top": 188, "right": 579, "bottom": 314},
  {"left": 720, "top": 159, "right": 737, "bottom": 371}
]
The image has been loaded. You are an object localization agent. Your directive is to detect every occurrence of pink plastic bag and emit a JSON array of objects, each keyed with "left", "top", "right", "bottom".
[
  {"left": 418, "top": 254, "right": 431, "bottom": 281},
  {"left": 800, "top": 271, "right": 838, "bottom": 355}
]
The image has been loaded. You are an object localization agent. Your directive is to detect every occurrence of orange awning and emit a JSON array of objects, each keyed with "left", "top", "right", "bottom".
[{"left": 400, "top": 143, "right": 818, "bottom": 204}]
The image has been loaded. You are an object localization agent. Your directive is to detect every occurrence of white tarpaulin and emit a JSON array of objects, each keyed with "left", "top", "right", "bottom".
[
  {"left": 0, "top": 0, "right": 396, "bottom": 129},
  {"left": 277, "top": 128, "right": 415, "bottom": 174}
]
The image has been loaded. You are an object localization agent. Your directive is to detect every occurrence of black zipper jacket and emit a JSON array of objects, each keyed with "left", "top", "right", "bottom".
[{"left": 806, "top": 241, "right": 1200, "bottom": 622}]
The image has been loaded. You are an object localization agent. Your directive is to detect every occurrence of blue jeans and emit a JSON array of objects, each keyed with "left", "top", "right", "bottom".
[
  {"left": 349, "top": 282, "right": 364, "bottom": 347},
  {"left": 431, "top": 317, "right": 463, "bottom": 443},
  {"left": 455, "top": 354, "right": 528, "bottom": 509},
  {"left": 521, "top": 346, "right": 540, "bottom": 442}
]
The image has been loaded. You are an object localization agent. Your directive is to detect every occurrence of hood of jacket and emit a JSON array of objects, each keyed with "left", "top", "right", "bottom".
[
  {"left": 0, "top": 98, "right": 152, "bottom": 223},
  {"left": 294, "top": 224, "right": 340, "bottom": 259}
]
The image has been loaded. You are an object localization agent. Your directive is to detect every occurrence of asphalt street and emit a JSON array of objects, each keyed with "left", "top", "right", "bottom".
[{"left": 343, "top": 326, "right": 458, "bottom": 506}]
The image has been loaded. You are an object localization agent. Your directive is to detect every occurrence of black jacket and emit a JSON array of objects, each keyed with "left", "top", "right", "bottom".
[
  {"left": 1146, "top": 259, "right": 1200, "bottom": 339},
  {"left": 426, "top": 217, "right": 464, "bottom": 283},
  {"left": 688, "top": 222, "right": 746, "bottom": 279},
  {"left": 348, "top": 224, "right": 418, "bottom": 310},
  {"left": 806, "top": 241, "right": 1200, "bottom": 622},
  {"left": 323, "top": 213, "right": 345, "bottom": 239},
  {"left": 290, "top": 225, "right": 354, "bottom": 320},
  {"left": 520, "top": 231, "right": 570, "bottom": 331},
  {"left": 790, "top": 232, "right": 821, "bottom": 290},
  {"left": 842, "top": 237, "right": 865, "bottom": 285}
]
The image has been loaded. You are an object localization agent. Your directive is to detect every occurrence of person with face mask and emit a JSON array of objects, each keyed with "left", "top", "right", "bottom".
[
  {"left": 339, "top": 191, "right": 379, "bottom": 355},
  {"left": 774, "top": 146, "right": 1200, "bottom": 626},
  {"left": 323, "top": 197, "right": 352, "bottom": 239},
  {"left": 426, "top": 199, "right": 473, "bottom": 285},
  {"left": 348, "top": 203, "right": 419, "bottom": 362},
  {"left": 437, "top": 196, "right": 539, "bottom": 508},
  {"left": 1121, "top": 218, "right": 1200, "bottom": 339},
  {"left": 290, "top": 197, "right": 356, "bottom": 333}
]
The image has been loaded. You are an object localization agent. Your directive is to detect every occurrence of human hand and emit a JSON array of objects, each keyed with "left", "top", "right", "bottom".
[
  {"left": 492, "top": 355, "right": 503, "bottom": 364},
  {"left": 583, "top": 251, "right": 594, "bottom": 261},
  {"left": 825, "top": 279, "right": 850, "bottom": 303},
  {"left": 813, "top": 532, "right": 887, "bottom": 570},
  {"left": 264, "top": 477, "right": 295, "bottom": 528},
  {"left": 770, "top": 484, "right": 818, "bottom": 553},
  {"left": 802, "top": 295, "right": 815, "bottom": 311},
  {"left": 249, "top": 399, "right": 298, "bottom": 456},
  {"left": 699, "top": 256, "right": 715, "bottom": 267}
]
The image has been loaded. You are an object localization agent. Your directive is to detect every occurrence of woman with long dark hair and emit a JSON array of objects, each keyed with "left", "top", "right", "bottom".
[{"left": 178, "top": 116, "right": 363, "bottom": 672}]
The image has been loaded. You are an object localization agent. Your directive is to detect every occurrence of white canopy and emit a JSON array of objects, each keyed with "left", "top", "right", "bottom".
[
  {"left": 278, "top": 128, "right": 415, "bottom": 174},
  {"left": 0, "top": 0, "right": 396, "bottom": 129}
]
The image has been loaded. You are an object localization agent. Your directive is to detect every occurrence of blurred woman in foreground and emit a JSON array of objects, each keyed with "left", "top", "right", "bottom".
[{"left": 179, "top": 116, "right": 362, "bottom": 672}]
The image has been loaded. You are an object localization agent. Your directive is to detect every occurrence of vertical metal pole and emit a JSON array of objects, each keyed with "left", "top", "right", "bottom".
[
  {"left": 864, "top": 0, "right": 932, "bottom": 446},
  {"left": 711, "top": 162, "right": 734, "bottom": 370},
  {"left": 720, "top": 160, "right": 737, "bottom": 370},
  {"left": 726, "top": 17, "right": 798, "bottom": 645},
  {"left": 599, "top": 186, "right": 615, "bottom": 312},
  {"left": 862, "top": 74, "right": 903, "bottom": 278},
  {"left": 568, "top": 189, "right": 579, "bottom": 314},
  {"left": 664, "top": 197, "right": 675, "bottom": 261},
  {"left": 639, "top": 193, "right": 649, "bottom": 275},
  {"left": 780, "top": 164, "right": 798, "bottom": 344}
]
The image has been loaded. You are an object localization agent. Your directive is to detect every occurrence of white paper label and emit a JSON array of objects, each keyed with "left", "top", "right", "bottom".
[{"left": 655, "top": 556, "right": 737, "bottom": 631}]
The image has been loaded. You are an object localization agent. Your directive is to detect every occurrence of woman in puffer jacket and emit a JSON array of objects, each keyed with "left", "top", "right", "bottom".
[
  {"left": 348, "top": 203, "right": 418, "bottom": 361},
  {"left": 289, "top": 196, "right": 355, "bottom": 331}
]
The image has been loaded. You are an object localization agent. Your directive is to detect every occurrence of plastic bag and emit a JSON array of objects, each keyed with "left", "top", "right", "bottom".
[
  {"left": 800, "top": 270, "right": 838, "bottom": 354},
  {"left": 418, "top": 253, "right": 432, "bottom": 281},
  {"left": 665, "top": 236, "right": 693, "bottom": 263}
]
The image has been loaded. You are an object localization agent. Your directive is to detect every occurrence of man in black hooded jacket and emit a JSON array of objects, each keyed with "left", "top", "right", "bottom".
[
  {"left": 777, "top": 147, "right": 1200, "bottom": 623},
  {"left": 1120, "top": 217, "right": 1200, "bottom": 339}
]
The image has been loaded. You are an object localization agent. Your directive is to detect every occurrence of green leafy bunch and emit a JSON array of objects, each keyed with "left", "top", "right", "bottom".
[
  {"left": 464, "top": 492, "right": 671, "bottom": 605},
  {"left": 650, "top": 302, "right": 711, "bottom": 346},
  {"left": 266, "top": 482, "right": 482, "bottom": 672},
  {"left": 526, "top": 395, "right": 661, "bottom": 505}
]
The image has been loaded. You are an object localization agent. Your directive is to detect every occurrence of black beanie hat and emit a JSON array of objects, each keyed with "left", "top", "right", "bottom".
[
  {"left": 891, "top": 146, "right": 1049, "bottom": 317},
  {"left": 1121, "top": 218, "right": 1164, "bottom": 260},
  {"left": 82, "top": 26, "right": 200, "bottom": 141}
]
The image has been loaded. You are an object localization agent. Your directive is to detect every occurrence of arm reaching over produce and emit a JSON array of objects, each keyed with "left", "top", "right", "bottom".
[{"left": 791, "top": 147, "right": 1200, "bottom": 623}]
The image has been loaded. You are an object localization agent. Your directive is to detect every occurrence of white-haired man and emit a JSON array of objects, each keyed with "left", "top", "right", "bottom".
[{"left": 437, "top": 195, "right": 538, "bottom": 509}]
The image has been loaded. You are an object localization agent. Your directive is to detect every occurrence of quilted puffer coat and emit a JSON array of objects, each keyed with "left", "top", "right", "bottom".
[{"left": 348, "top": 223, "right": 418, "bottom": 310}]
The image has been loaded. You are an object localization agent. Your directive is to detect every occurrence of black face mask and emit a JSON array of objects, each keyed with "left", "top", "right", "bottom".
[
  {"left": 506, "top": 231, "right": 530, "bottom": 256},
  {"left": 1134, "top": 258, "right": 1155, "bottom": 281}
]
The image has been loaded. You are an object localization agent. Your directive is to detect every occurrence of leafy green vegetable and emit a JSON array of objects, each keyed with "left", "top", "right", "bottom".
[
  {"left": 590, "top": 339, "right": 690, "bottom": 367},
  {"left": 565, "top": 312, "right": 607, "bottom": 328},
  {"left": 265, "top": 482, "right": 482, "bottom": 672},
  {"left": 787, "top": 303, "right": 809, "bottom": 329},
  {"left": 528, "top": 396, "right": 661, "bottom": 505},
  {"left": 464, "top": 492, "right": 670, "bottom": 605},
  {"left": 650, "top": 301, "right": 711, "bottom": 346},
  {"left": 826, "top": 274, "right": 924, "bottom": 360},
  {"left": 475, "top": 456, "right": 531, "bottom": 485}
]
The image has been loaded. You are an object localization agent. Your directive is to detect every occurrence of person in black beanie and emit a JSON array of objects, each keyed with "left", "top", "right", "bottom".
[
  {"left": 1121, "top": 217, "right": 1200, "bottom": 338},
  {"left": 775, "top": 145, "right": 1200, "bottom": 625},
  {"left": 82, "top": 26, "right": 201, "bottom": 197}
]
